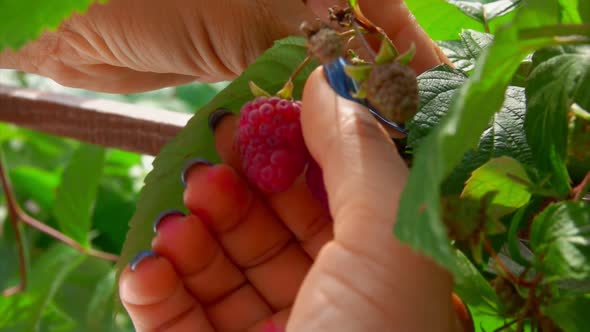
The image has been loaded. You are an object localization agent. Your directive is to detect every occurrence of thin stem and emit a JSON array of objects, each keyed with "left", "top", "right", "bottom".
[
  {"left": 0, "top": 150, "right": 27, "bottom": 296},
  {"left": 287, "top": 55, "right": 312, "bottom": 84},
  {"left": 494, "top": 318, "right": 519, "bottom": 331},
  {"left": 573, "top": 172, "right": 590, "bottom": 201},
  {"left": 19, "top": 213, "right": 118, "bottom": 262},
  {"left": 482, "top": 10, "right": 491, "bottom": 34},
  {"left": 0, "top": 148, "right": 118, "bottom": 291},
  {"left": 353, "top": 21, "right": 376, "bottom": 60}
]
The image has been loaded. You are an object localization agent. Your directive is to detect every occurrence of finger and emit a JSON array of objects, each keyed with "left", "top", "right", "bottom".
[
  {"left": 289, "top": 68, "right": 457, "bottom": 331},
  {"left": 152, "top": 212, "right": 245, "bottom": 304},
  {"left": 119, "top": 253, "right": 214, "bottom": 332},
  {"left": 305, "top": 0, "right": 448, "bottom": 74},
  {"left": 152, "top": 211, "right": 276, "bottom": 331},
  {"left": 359, "top": 0, "right": 449, "bottom": 73},
  {"left": 211, "top": 111, "right": 333, "bottom": 258},
  {"left": 183, "top": 162, "right": 312, "bottom": 310}
]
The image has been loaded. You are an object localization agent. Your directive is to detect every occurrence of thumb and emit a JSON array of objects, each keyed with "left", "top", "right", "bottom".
[
  {"left": 301, "top": 66, "right": 408, "bottom": 239},
  {"left": 293, "top": 67, "right": 460, "bottom": 331}
]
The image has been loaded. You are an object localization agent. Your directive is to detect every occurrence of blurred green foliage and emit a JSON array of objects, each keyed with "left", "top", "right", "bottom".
[{"left": 0, "top": 69, "right": 225, "bottom": 331}]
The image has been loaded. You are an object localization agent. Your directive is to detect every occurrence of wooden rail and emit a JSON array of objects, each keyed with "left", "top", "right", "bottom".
[{"left": 0, "top": 84, "right": 191, "bottom": 156}]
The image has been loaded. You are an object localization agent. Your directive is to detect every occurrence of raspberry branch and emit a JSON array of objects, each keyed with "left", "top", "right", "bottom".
[
  {"left": 0, "top": 150, "right": 27, "bottom": 296},
  {"left": 0, "top": 148, "right": 118, "bottom": 296}
]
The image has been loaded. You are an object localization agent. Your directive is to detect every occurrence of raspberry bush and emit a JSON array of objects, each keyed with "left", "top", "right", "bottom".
[{"left": 0, "top": 0, "right": 588, "bottom": 331}]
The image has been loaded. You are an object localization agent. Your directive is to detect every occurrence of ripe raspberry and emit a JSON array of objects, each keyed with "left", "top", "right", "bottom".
[
  {"left": 364, "top": 62, "right": 419, "bottom": 124},
  {"left": 236, "top": 97, "right": 308, "bottom": 192},
  {"left": 306, "top": 159, "right": 329, "bottom": 211}
]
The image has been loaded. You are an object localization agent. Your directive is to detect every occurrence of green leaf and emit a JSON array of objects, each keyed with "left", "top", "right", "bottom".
[
  {"left": 581, "top": 0, "right": 590, "bottom": 23},
  {"left": 454, "top": 250, "right": 499, "bottom": 317},
  {"left": 0, "top": 0, "right": 108, "bottom": 50},
  {"left": 404, "top": 0, "right": 484, "bottom": 41},
  {"left": 447, "top": 0, "right": 522, "bottom": 23},
  {"left": 543, "top": 295, "right": 590, "bottom": 332},
  {"left": 10, "top": 166, "right": 59, "bottom": 213},
  {"left": 0, "top": 244, "right": 85, "bottom": 332},
  {"left": 409, "top": 66, "right": 532, "bottom": 195},
  {"left": 436, "top": 41, "right": 475, "bottom": 71},
  {"left": 462, "top": 156, "right": 532, "bottom": 217},
  {"left": 529, "top": 201, "right": 590, "bottom": 281},
  {"left": 53, "top": 258, "right": 119, "bottom": 331},
  {"left": 460, "top": 30, "right": 494, "bottom": 63},
  {"left": 117, "top": 37, "right": 317, "bottom": 272},
  {"left": 395, "top": 0, "right": 581, "bottom": 276},
  {"left": 525, "top": 45, "right": 590, "bottom": 196},
  {"left": 53, "top": 144, "right": 106, "bottom": 245},
  {"left": 558, "top": 0, "right": 584, "bottom": 24},
  {"left": 436, "top": 30, "right": 494, "bottom": 72}
]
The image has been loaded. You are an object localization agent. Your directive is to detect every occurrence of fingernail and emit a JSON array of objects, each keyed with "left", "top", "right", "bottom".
[
  {"left": 323, "top": 57, "right": 358, "bottom": 101},
  {"left": 153, "top": 209, "right": 186, "bottom": 233},
  {"left": 130, "top": 250, "right": 157, "bottom": 272},
  {"left": 181, "top": 158, "right": 213, "bottom": 187},
  {"left": 208, "top": 108, "right": 232, "bottom": 131}
]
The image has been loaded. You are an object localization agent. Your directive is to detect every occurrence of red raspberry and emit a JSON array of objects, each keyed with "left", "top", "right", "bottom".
[
  {"left": 236, "top": 97, "right": 308, "bottom": 192},
  {"left": 306, "top": 158, "right": 329, "bottom": 211}
]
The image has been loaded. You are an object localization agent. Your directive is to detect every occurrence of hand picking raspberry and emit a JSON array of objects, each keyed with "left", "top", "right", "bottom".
[{"left": 2, "top": 0, "right": 469, "bottom": 331}]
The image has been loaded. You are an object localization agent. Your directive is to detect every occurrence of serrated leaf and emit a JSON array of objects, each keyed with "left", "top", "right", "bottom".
[
  {"left": 454, "top": 250, "right": 499, "bottom": 317},
  {"left": 542, "top": 295, "right": 590, "bottom": 332},
  {"left": 0, "top": 0, "right": 108, "bottom": 50},
  {"left": 525, "top": 45, "right": 590, "bottom": 197},
  {"left": 0, "top": 244, "right": 85, "bottom": 332},
  {"left": 436, "top": 41, "right": 475, "bottom": 71},
  {"left": 447, "top": 0, "right": 522, "bottom": 23},
  {"left": 530, "top": 201, "right": 590, "bottom": 281},
  {"left": 117, "top": 37, "right": 317, "bottom": 274},
  {"left": 408, "top": 66, "right": 532, "bottom": 195},
  {"left": 404, "top": 0, "right": 484, "bottom": 41},
  {"left": 53, "top": 144, "right": 106, "bottom": 245},
  {"left": 462, "top": 156, "right": 532, "bottom": 217},
  {"left": 395, "top": 0, "right": 583, "bottom": 276},
  {"left": 436, "top": 30, "right": 494, "bottom": 72},
  {"left": 460, "top": 30, "right": 494, "bottom": 62}
]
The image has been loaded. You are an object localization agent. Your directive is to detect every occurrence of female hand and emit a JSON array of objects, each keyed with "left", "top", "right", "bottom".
[
  {"left": 118, "top": 65, "right": 463, "bottom": 331},
  {"left": 0, "top": 0, "right": 445, "bottom": 93}
]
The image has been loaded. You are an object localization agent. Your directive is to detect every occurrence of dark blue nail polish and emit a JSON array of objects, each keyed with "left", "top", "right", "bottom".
[
  {"left": 153, "top": 210, "right": 186, "bottom": 233},
  {"left": 208, "top": 109, "right": 232, "bottom": 131},
  {"left": 323, "top": 57, "right": 359, "bottom": 102},
  {"left": 130, "top": 250, "right": 157, "bottom": 272},
  {"left": 181, "top": 158, "right": 213, "bottom": 187},
  {"left": 323, "top": 57, "right": 409, "bottom": 137}
]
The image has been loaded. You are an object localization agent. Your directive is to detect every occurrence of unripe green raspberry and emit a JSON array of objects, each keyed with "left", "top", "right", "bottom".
[{"left": 364, "top": 62, "right": 419, "bottom": 124}]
